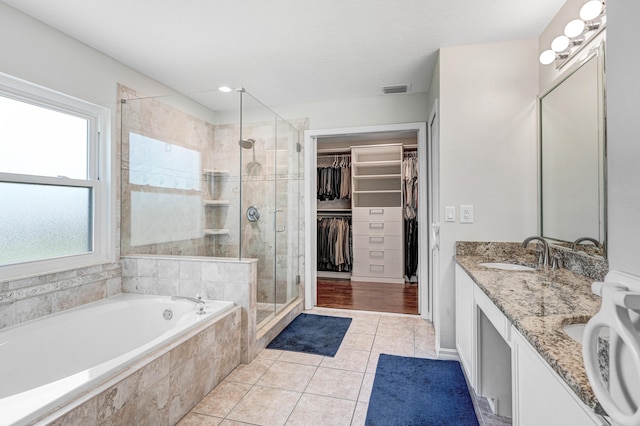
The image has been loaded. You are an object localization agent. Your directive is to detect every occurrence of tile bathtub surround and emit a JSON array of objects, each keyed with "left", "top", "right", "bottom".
[
  {"left": 121, "top": 255, "right": 259, "bottom": 363},
  {"left": 455, "top": 255, "right": 603, "bottom": 412},
  {"left": 38, "top": 306, "right": 241, "bottom": 426},
  {"left": 178, "top": 308, "right": 506, "bottom": 426},
  {"left": 455, "top": 241, "right": 608, "bottom": 281},
  {"left": 0, "top": 262, "right": 122, "bottom": 330}
]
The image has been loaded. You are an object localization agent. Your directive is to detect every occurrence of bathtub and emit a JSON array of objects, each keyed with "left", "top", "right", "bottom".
[{"left": 0, "top": 293, "right": 238, "bottom": 426}]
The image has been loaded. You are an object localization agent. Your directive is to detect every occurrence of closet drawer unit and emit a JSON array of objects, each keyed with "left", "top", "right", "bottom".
[
  {"left": 353, "top": 235, "right": 402, "bottom": 250},
  {"left": 352, "top": 258, "right": 403, "bottom": 279},
  {"left": 352, "top": 207, "right": 403, "bottom": 222},
  {"left": 353, "top": 248, "right": 402, "bottom": 264},
  {"left": 352, "top": 220, "right": 402, "bottom": 237}
]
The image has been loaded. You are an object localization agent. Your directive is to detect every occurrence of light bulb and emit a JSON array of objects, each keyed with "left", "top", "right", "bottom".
[
  {"left": 539, "top": 50, "right": 556, "bottom": 65},
  {"left": 551, "top": 35, "right": 570, "bottom": 52},
  {"left": 564, "top": 19, "right": 586, "bottom": 38},
  {"left": 580, "top": 0, "right": 604, "bottom": 21}
]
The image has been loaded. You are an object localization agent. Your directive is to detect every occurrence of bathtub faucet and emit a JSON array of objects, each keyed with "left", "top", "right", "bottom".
[{"left": 171, "top": 295, "right": 206, "bottom": 315}]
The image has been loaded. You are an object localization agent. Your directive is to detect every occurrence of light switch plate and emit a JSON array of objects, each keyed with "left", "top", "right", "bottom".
[
  {"left": 445, "top": 206, "right": 456, "bottom": 222},
  {"left": 460, "top": 205, "right": 474, "bottom": 223}
]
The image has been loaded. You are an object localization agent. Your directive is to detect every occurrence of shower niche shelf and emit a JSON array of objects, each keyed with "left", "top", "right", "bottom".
[
  {"left": 203, "top": 169, "right": 229, "bottom": 177},
  {"left": 204, "top": 229, "right": 230, "bottom": 236},
  {"left": 204, "top": 199, "right": 230, "bottom": 207}
]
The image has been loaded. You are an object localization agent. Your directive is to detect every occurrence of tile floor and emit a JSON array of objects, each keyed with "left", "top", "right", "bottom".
[{"left": 177, "top": 307, "right": 510, "bottom": 426}]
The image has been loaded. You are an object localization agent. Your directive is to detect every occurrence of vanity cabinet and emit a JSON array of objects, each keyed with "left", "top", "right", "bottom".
[
  {"left": 511, "top": 330, "right": 606, "bottom": 426},
  {"left": 455, "top": 266, "right": 606, "bottom": 425}
]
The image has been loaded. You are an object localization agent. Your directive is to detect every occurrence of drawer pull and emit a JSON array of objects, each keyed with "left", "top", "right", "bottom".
[
  {"left": 369, "top": 208, "right": 384, "bottom": 215},
  {"left": 369, "top": 237, "right": 384, "bottom": 244},
  {"left": 369, "top": 222, "right": 384, "bottom": 230},
  {"left": 370, "top": 250, "right": 384, "bottom": 258},
  {"left": 370, "top": 264, "right": 384, "bottom": 273}
]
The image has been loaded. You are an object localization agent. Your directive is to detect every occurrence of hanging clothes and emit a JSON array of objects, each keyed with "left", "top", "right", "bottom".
[
  {"left": 317, "top": 154, "right": 351, "bottom": 201},
  {"left": 317, "top": 216, "right": 352, "bottom": 272},
  {"left": 403, "top": 152, "right": 419, "bottom": 279}
]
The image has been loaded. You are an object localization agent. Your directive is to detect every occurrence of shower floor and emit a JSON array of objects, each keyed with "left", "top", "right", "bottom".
[{"left": 256, "top": 302, "right": 289, "bottom": 327}]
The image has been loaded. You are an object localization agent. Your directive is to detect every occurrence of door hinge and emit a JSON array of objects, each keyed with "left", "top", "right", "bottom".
[
  {"left": 296, "top": 142, "right": 301, "bottom": 153},
  {"left": 296, "top": 275, "right": 301, "bottom": 285}
]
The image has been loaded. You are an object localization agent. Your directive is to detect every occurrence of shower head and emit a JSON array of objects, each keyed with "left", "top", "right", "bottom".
[{"left": 239, "top": 138, "right": 255, "bottom": 149}]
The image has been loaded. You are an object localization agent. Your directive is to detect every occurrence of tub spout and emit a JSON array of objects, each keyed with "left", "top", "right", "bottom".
[{"left": 171, "top": 295, "right": 206, "bottom": 315}]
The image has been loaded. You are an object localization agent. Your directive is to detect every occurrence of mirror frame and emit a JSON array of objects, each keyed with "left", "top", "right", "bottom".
[{"left": 537, "top": 41, "right": 607, "bottom": 258}]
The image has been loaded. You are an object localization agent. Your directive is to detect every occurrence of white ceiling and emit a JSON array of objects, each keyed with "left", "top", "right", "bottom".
[{"left": 1, "top": 0, "right": 565, "bottom": 111}]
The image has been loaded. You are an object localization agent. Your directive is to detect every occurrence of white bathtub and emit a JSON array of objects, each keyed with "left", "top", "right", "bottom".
[{"left": 0, "top": 293, "right": 235, "bottom": 426}]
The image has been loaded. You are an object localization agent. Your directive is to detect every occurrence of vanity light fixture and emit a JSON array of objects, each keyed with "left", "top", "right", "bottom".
[{"left": 539, "top": 0, "right": 605, "bottom": 68}]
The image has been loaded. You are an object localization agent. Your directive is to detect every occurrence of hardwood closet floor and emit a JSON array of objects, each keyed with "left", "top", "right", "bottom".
[{"left": 316, "top": 278, "right": 418, "bottom": 315}]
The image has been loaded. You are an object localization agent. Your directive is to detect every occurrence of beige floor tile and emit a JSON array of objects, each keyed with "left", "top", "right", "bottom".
[
  {"left": 378, "top": 314, "right": 417, "bottom": 325},
  {"left": 320, "top": 348, "right": 370, "bottom": 372},
  {"left": 341, "top": 332, "right": 374, "bottom": 352},
  {"left": 305, "top": 367, "right": 364, "bottom": 400},
  {"left": 220, "top": 419, "right": 256, "bottom": 425},
  {"left": 366, "top": 352, "right": 381, "bottom": 374},
  {"left": 277, "top": 350, "right": 324, "bottom": 366},
  {"left": 351, "top": 402, "right": 369, "bottom": 426},
  {"left": 415, "top": 323, "right": 436, "bottom": 339},
  {"left": 371, "top": 334, "right": 415, "bottom": 357},
  {"left": 193, "top": 381, "right": 252, "bottom": 418},
  {"left": 226, "top": 385, "right": 301, "bottom": 426},
  {"left": 226, "top": 358, "right": 274, "bottom": 384},
  {"left": 415, "top": 338, "right": 437, "bottom": 359},
  {"left": 375, "top": 321, "right": 414, "bottom": 338},
  {"left": 257, "top": 349, "right": 283, "bottom": 361},
  {"left": 177, "top": 413, "right": 223, "bottom": 425},
  {"left": 285, "top": 393, "right": 356, "bottom": 426},
  {"left": 358, "top": 373, "right": 375, "bottom": 403},
  {"left": 257, "top": 361, "right": 317, "bottom": 392},
  {"left": 347, "top": 318, "right": 379, "bottom": 335}
]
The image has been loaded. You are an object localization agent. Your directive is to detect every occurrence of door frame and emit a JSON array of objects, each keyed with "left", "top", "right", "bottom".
[{"left": 304, "top": 122, "right": 431, "bottom": 320}]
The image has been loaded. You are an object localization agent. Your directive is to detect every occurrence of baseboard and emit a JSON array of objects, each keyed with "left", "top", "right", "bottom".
[{"left": 437, "top": 347, "right": 460, "bottom": 361}]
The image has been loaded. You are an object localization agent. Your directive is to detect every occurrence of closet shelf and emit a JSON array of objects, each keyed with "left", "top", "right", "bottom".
[
  {"left": 352, "top": 160, "right": 401, "bottom": 167},
  {"left": 352, "top": 174, "right": 401, "bottom": 179},
  {"left": 204, "top": 199, "right": 230, "bottom": 206},
  {"left": 353, "top": 190, "right": 401, "bottom": 194},
  {"left": 204, "top": 229, "right": 230, "bottom": 236}
]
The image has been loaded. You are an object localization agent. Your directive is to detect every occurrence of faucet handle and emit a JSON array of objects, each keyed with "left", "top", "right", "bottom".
[{"left": 551, "top": 255, "right": 563, "bottom": 270}]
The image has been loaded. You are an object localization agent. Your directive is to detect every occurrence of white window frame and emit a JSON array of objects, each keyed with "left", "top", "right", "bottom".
[{"left": 0, "top": 72, "right": 114, "bottom": 281}]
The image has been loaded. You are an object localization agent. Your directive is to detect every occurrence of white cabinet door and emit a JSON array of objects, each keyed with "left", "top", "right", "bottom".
[
  {"left": 512, "top": 329, "right": 606, "bottom": 426},
  {"left": 455, "top": 265, "right": 475, "bottom": 389}
]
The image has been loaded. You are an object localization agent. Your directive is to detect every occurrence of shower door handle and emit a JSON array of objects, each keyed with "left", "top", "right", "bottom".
[{"left": 274, "top": 209, "right": 286, "bottom": 233}]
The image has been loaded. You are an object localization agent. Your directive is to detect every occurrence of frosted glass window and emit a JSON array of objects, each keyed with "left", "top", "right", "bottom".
[
  {"left": 129, "top": 132, "right": 201, "bottom": 190},
  {"left": 0, "top": 96, "right": 89, "bottom": 179},
  {"left": 0, "top": 73, "right": 111, "bottom": 281},
  {"left": 0, "top": 182, "right": 92, "bottom": 266}
]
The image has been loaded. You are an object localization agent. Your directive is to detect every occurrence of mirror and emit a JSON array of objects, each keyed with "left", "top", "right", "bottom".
[{"left": 539, "top": 42, "right": 606, "bottom": 256}]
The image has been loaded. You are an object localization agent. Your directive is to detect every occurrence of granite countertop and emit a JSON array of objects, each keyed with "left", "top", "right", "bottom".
[{"left": 455, "top": 253, "right": 603, "bottom": 412}]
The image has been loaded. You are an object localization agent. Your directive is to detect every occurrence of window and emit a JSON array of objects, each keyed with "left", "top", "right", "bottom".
[{"left": 0, "top": 73, "right": 112, "bottom": 279}]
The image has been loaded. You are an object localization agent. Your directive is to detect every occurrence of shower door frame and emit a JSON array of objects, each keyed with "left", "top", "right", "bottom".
[{"left": 304, "top": 122, "right": 431, "bottom": 321}]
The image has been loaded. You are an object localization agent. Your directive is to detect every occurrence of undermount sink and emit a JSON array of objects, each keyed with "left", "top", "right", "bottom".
[
  {"left": 563, "top": 323, "right": 586, "bottom": 344},
  {"left": 479, "top": 262, "right": 536, "bottom": 271}
]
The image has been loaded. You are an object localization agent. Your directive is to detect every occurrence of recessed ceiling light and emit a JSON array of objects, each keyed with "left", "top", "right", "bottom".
[{"left": 218, "top": 86, "right": 233, "bottom": 93}]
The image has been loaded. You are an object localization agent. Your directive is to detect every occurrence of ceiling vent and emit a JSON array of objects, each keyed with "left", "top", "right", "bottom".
[{"left": 381, "top": 84, "right": 411, "bottom": 95}]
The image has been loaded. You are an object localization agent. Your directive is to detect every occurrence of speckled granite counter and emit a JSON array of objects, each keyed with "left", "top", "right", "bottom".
[{"left": 455, "top": 246, "right": 604, "bottom": 413}]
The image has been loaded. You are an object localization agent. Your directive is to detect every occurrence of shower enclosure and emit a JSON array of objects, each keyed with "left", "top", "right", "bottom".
[{"left": 119, "top": 84, "right": 304, "bottom": 330}]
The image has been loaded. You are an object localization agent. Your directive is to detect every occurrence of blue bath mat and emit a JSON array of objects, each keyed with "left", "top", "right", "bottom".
[
  {"left": 366, "top": 355, "right": 479, "bottom": 426},
  {"left": 266, "top": 313, "right": 351, "bottom": 357}
]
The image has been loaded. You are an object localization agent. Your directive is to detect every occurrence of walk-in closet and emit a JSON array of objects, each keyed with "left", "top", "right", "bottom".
[{"left": 314, "top": 130, "right": 421, "bottom": 314}]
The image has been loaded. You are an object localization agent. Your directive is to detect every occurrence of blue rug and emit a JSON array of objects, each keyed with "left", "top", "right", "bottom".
[
  {"left": 366, "top": 355, "right": 479, "bottom": 426},
  {"left": 266, "top": 313, "right": 351, "bottom": 357}
]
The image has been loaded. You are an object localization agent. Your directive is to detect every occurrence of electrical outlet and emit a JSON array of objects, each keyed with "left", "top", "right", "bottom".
[
  {"left": 445, "top": 206, "right": 456, "bottom": 222},
  {"left": 460, "top": 205, "right": 474, "bottom": 223}
]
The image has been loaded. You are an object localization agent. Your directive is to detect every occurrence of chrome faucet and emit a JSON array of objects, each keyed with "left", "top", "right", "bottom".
[
  {"left": 171, "top": 295, "right": 206, "bottom": 315},
  {"left": 522, "top": 236, "right": 550, "bottom": 267},
  {"left": 572, "top": 237, "right": 603, "bottom": 255}
]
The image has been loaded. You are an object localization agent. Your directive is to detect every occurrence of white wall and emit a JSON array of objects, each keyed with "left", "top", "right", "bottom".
[
  {"left": 213, "top": 92, "right": 429, "bottom": 130},
  {"left": 437, "top": 39, "right": 539, "bottom": 349},
  {"left": 606, "top": 1, "right": 640, "bottom": 276}
]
